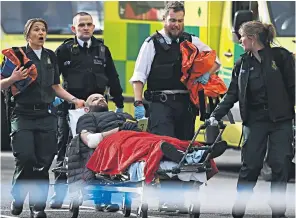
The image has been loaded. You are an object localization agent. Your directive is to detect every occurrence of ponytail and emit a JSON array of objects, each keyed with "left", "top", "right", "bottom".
[{"left": 263, "top": 23, "right": 276, "bottom": 45}]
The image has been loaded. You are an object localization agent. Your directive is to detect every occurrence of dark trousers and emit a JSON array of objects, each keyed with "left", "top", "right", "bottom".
[
  {"left": 10, "top": 113, "right": 57, "bottom": 210},
  {"left": 148, "top": 95, "right": 197, "bottom": 206},
  {"left": 148, "top": 95, "right": 196, "bottom": 140},
  {"left": 237, "top": 118, "right": 293, "bottom": 215},
  {"left": 52, "top": 103, "right": 71, "bottom": 201},
  {"left": 1, "top": 92, "right": 10, "bottom": 150}
]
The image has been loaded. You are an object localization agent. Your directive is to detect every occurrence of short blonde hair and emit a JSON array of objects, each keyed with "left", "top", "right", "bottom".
[
  {"left": 24, "top": 18, "right": 48, "bottom": 41},
  {"left": 239, "top": 21, "right": 276, "bottom": 46}
]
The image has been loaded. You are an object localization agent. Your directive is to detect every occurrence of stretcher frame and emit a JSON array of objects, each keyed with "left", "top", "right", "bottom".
[{"left": 53, "top": 120, "right": 226, "bottom": 218}]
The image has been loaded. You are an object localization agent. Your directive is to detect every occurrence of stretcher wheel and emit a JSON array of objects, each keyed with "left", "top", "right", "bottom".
[
  {"left": 69, "top": 201, "right": 79, "bottom": 218},
  {"left": 122, "top": 193, "right": 132, "bottom": 217},
  {"left": 137, "top": 203, "right": 148, "bottom": 218},
  {"left": 188, "top": 203, "right": 200, "bottom": 218},
  {"left": 95, "top": 204, "right": 104, "bottom": 212},
  {"left": 123, "top": 204, "right": 131, "bottom": 217}
]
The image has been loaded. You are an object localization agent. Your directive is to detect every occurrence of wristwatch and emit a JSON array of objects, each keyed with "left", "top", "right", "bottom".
[{"left": 133, "top": 100, "right": 143, "bottom": 107}]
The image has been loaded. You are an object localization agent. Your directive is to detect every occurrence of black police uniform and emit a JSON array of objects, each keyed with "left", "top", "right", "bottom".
[
  {"left": 9, "top": 45, "right": 59, "bottom": 212},
  {"left": 51, "top": 36, "right": 124, "bottom": 204},
  {"left": 145, "top": 32, "right": 197, "bottom": 140},
  {"left": 211, "top": 47, "right": 295, "bottom": 217}
]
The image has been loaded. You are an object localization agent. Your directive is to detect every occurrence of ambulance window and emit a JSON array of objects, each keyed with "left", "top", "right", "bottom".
[
  {"left": 268, "top": 1, "right": 295, "bottom": 37},
  {"left": 1, "top": 1, "right": 104, "bottom": 35},
  {"left": 119, "top": 1, "right": 166, "bottom": 21}
]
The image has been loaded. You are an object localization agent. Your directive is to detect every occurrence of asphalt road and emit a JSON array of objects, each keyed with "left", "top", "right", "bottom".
[{"left": 1, "top": 150, "right": 295, "bottom": 218}]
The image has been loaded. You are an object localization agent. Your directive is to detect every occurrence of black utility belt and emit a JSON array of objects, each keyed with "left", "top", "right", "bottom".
[
  {"left": 144, "top": 90, "right": 189, "bottom": 103},
  {"left": 15, "top": 103, "right": 50, "bottom": 111}
]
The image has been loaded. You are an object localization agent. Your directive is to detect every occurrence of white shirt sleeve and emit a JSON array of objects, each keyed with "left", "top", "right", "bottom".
[
  {"left": 192, "top": 36, "right": 221, "bottom": 66},
  {"left": 129, "top": 39, "right": 155, "bottom": 85}
]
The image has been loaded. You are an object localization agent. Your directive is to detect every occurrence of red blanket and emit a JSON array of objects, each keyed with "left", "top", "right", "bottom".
[{"left": 86, "top": 131, "right": 218, "bottom": 183}]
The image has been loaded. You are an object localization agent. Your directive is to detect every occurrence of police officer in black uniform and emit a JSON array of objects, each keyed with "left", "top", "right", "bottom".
[
  {"left": 50, "top": 12, "right": 124, "bottom": 209},
  {"left": 130, "top": 1, "right": 220, "bottom": 140},
  {"left": 0, "top": 18, "right": 84, "bottom": 218},
  {"left": 130, "top": 1, "right": 221, "bottom": 213},
  {"left": 209, "top": 21, "right": 294, "bottom": 218}
]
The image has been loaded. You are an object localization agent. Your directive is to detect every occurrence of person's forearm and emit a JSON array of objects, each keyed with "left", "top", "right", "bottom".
[
  {"left": 81, "top": 127, "right": 120, "bottom": 148},
  {"left": 133, "top": 81, "right": 144, "bottom": 101},
  {"left": 52, "top": 84, "right": 77, "bottom": 103},
  {"left": 209, "top": 62, "right": 220, "bottom": 74},
  {"left": 102, "top": 127, "right": 119, "bottom": 138},
  {"left": 1, "top": 77, "right": 15, "bottom": 90}
]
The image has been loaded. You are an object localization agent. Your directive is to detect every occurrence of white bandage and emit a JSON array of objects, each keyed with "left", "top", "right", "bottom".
[{"left": 86, "top": 133, "right": 103, "bottom": 148}]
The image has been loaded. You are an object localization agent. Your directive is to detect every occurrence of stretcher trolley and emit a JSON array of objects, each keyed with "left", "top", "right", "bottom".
[{"left": 53, "top": 120, "right": 227, "bottom": 218}]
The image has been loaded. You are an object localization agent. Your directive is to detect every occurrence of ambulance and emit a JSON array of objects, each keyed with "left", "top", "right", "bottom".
[
  {"left": 1, "top": 1, "right": 295, "bottom": 149},
  {"left": 103, "top": 1, "right": 295, "bottom": 147}
]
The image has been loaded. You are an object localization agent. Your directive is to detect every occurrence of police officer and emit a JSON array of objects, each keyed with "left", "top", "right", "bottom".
[
  {"left": 209, "top": 21, "right": 294, "bottom": 218},
  {"left": 0, "top": 18, "right": 84, "bottom": 218},
  {"left": 130, "top": 1, "right": 220, "bottom": 212},
  {"left": 130, "top": 1, "right": 220, "bottom": 141},
  {"left": 50, "top": 12, "right": 124, "bottom": 209}
]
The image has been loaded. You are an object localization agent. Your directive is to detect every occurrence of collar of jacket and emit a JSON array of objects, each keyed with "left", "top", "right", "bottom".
[
  {"left": 74, "top": 36, "right": 101, "bottom": 48},
  {"left": 25, "top": 44, "right": 52, "bottom": 58},
  {"left": 240, "top": 47, "right": 271, "bottom": 59}
]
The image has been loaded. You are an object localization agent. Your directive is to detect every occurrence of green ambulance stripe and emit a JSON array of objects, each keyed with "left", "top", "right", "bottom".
[
  {"left": 184, "top": 26, "right": 200, "bottom": 37},
  {"left": 234, "top": 43, "right": 245, "bottom": 64}
]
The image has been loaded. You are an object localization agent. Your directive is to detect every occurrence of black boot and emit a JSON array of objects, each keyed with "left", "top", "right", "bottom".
[
  {"left": 10, "top": 200, "right": 23, "bottom": 215},
  {"left": 199, "top": 141, "right": 228, "bottom": 163},
  {"left": 160, "top": 142, "right": 184, "bottom": 163},
  {"left": 30, "top": 206, "right": 47, "bottom": 218},
  {"left": 232, "top": 200, "right": 247, "bottom": 218},
  {"left": 209, "top": 140, "right": 228, "bottom": 159}
]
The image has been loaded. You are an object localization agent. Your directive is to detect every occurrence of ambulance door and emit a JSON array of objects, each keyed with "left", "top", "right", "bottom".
[{"left": 218, "top": 1, "right": 253, "bottom": 148}]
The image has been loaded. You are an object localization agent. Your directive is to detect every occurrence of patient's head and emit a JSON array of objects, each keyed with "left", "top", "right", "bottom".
[{"left": 85, "top": 94, "right": 109, "bottom": 112}]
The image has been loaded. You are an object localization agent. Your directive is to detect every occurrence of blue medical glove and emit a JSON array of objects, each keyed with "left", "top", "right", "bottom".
[
  {"left": 52, "top": 97, "right": 64, "bottom": 107},
  {"left": 115, "top": 107, "right": 123, "bottom": 113},
  {"left": 194, "top": 72, "right": 210, "bottom": 85},
  {"left": 134, "top": 105, "right": 145, "bottom": 120}
]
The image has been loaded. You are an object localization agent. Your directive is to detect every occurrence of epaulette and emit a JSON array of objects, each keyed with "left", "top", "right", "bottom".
[
  {"left": 181, "top": 32, "right": 193, "bottom": 42},
  {"left": 272, "top": 47, "right": 293, "bottom": 56},
  {"left": 63, "top": 38, "right": 74, "bottom": 45},
  {"left": 151, "top": 31, "right": 170, "bottom": 51},
  {"left": 95, "top": 37, "right": 104, "bottom": 44},
  {"left": 146, "top": 33, "right": 157, "bottom": 43}
]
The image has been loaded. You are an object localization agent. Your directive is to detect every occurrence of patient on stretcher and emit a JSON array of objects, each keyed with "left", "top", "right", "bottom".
[
  {"left": 64, "top": 93, "right": 226, "bottom": 212},
  {"left": 74, "top": 94, "right": 226, "bottom": 181}
]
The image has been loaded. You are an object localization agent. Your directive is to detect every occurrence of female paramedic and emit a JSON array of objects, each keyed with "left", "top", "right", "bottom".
[
  {"left": 0, "top": 18, "right": 85, "bottom": 218},
  {"left": 209, "top": 21, "right": 294, "bottom": 218}
]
